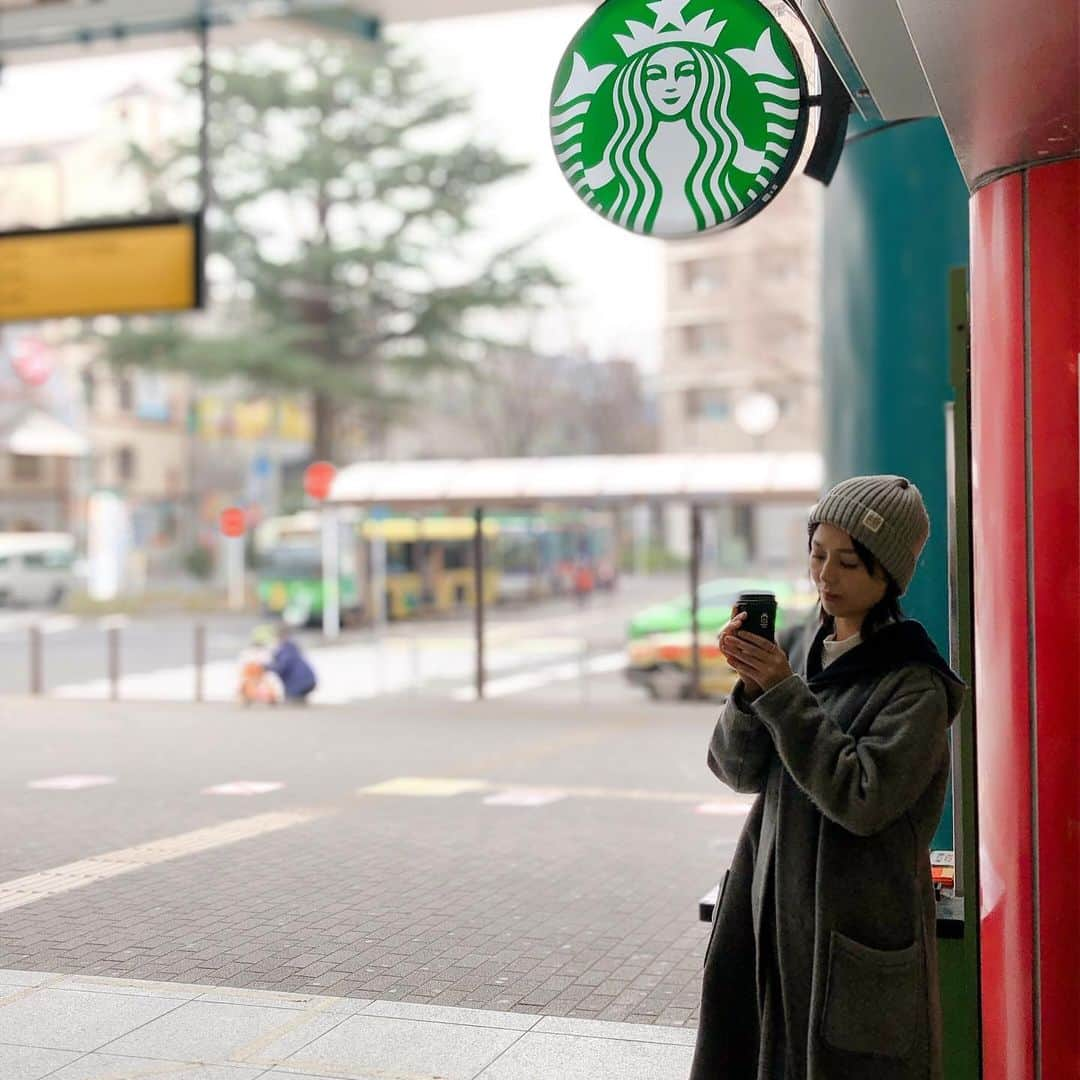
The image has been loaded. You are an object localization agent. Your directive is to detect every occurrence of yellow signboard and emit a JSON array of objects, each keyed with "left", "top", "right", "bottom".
[{"left": 0, "top": 216, "right": 202, "bottom": 322}]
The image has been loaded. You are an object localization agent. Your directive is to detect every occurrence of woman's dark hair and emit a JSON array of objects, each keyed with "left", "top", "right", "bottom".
[{"left": 807, "top": 523, "right": 904, "bottom": 637}]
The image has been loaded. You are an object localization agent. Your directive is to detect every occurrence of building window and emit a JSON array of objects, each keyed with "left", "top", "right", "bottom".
[
  {"left": 757, "top": 251, "right": 801, "bottom": 282},
  {"left": 683, "top": 323, "right": 729, "bottom": 355},
  {"left": 684, "top": 388, "right": 731, "bottom": 422},
  {"left": 118, "top": 375, "right": 134, "bottom": 413},
  {"left": 683, "top": 258, "right": 725, "bottom": 294},
  {"left": 12, "top": 455, "right": 41, "bottom": 482},
  {"left": 117, "top": 446, "right": 136, "bottom": 483}
]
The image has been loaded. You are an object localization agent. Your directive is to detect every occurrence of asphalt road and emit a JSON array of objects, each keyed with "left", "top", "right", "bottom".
[
  {"left": 0, "top": 693, "right": 744, "bottom": 1029},
  {"left": 0, "top": 575, "right": 688, "bottom": 705}
]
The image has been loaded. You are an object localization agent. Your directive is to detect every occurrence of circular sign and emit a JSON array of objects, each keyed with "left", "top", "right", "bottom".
[
  {"left": 12, "top": 337, "right": 54, "bottom": 387},
  {"left": 734, "top": 390, "right": 781, "bottom": 435},
  {"left": 550, "top": 0, "right": 808, "bottom": 238},
  {"left": 219, "top": 506, "right": 247, "bottom": 538},
  {"left": 304, "top": 460, "right": 336, "bottom": 502}
]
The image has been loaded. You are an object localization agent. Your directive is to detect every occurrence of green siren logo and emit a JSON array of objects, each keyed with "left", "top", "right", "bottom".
[{"left": 550, "top": 0, "right": 808, "bottom": 237}]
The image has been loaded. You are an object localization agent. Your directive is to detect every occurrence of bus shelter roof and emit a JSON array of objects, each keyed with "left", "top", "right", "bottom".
[{"left": 329, "top": 452, "right": 823, "bottom": 509}]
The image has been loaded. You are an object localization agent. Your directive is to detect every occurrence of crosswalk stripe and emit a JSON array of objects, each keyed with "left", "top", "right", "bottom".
[
  {"left": 0, "top": 807, "right": 335, "bottom": 914},
  {"left": 202, "top": 781, "right": 285, "bottom": 796}
]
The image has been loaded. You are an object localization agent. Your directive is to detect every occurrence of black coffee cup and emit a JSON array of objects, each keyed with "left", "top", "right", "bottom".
[{"left": 733, "top": 591, "right": 777, "bottom": 643}]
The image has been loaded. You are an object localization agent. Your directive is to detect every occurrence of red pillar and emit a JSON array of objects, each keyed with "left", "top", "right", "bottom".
[{"left": 971, "top": 158, "right": 1080, "bottom": 1079}]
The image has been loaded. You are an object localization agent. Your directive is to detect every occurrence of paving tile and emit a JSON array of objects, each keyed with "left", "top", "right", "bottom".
[
  {"left": 0, "top": 1044, "right": 81, "bottom": 1080},
  {"left": 53, "top": 975, "right": 207, "bottom": 1002},
  {"left": 100, "top": 999, "right": 348, "bottom": 1065},
  {"left": 0, "top": 988, "right": 186, "bottom": 1052},
  {"left": 196, "top": 987, "right": 370, "bottom": 1016},
  {"left": 474, "top": 1030, "right": 694, "bottom": 1080},
  {"left": 278, "top": 1013, "right": 524, "bottom": 1080},
  {"left": 531, "top": 1015, "right": 696, "bottom": 1046},
  {"left": 266, "top": 1074, "right": 350, "bottom": 1080},
  {"left": 49, "top": 1055, "right": 265, "bottom": 1079},
  {"left": 360, "top": 999, "right": 540, "bottom": 1030},
  {"left": 1, "top": 696, "right": 717, "bottom": 1033},
  {"left": 0, "top": 969, "right": 58, "bottom": 988}
]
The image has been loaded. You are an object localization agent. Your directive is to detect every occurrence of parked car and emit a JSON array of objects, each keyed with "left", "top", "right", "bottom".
[
  {"left": 625, "top": 576, "right": 817, "bottom": 700},
  {"left": 0, "top": 532, "right": 76, "bottom": 607}
]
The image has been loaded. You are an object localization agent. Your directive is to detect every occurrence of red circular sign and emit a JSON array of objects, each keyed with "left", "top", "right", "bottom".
[
  {"left": 304, "top": 460, "right": 336, "bottom": 501},
  {"left": 12, "top": 338, "right": 53, "bottom": 387},
  {"left": 219, "top": 507, "right": 247, "bottom": 538}
]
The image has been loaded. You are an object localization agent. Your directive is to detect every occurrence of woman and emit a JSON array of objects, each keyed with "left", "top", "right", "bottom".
[{"left": 689, "top": 475, "right": 965, "bottom": 1080}]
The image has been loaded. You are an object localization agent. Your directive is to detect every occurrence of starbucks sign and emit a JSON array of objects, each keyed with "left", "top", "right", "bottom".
[{"left": 551, "top": 0, "right": 809, "bottom": 237}]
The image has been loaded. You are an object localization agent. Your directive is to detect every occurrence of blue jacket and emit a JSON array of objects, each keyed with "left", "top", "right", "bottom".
[{"left": 266, "top": 640, "right": 316, "bottom": 698}]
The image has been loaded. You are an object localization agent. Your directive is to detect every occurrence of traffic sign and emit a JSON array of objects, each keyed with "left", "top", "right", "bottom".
[
  {"left": 304, "top": 460, "right": 336, "bottom": 501},
  {"left": 0, "top": 215, "right": 203, "bottom": 322},
  {"left": 11, "top": 337, "right": 53, "bottom": 386},
  {"left": 219, "top": 506, "right": 247, "bottom": 538}
]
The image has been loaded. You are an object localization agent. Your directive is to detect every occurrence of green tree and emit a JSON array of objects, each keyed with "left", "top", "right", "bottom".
[{"left": 102, "top": 37, "right": 557, "bottom": 461}]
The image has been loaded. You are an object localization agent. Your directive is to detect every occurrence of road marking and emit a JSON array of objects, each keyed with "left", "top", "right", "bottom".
[
  {"left": 358, "top": 777, "right": 490, "bottom": 798},
  {"left": 202, "top": 781, "right": 285, "bottom": 796},
  {"left": 695, "top": 800, "right": 753, "bottom": 816},
  {"left": 483, "top": 789, "right": 567, "bottom": 807},
  {"left": 27, "top": 774, "right": 116, "bottom": 791},
  {"left": 97, "top": 615, "right": 130, "bottom": 630},
  {"left": 360, "top": 776, "right": 742, "bottom": 808},
  {"left": 0, "top": 807, "right": 334, "bottom": 914},
  {"left": 451, "top": 651, "right": 626, "bottom": 701},
  {"left": 485, "top": 782, "right": 728, "bottom": 805}
]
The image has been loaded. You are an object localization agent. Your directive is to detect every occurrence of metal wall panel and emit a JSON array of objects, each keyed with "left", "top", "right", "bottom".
[{"left": 896, "top": 0, "right": 1080, "bottom": 186}]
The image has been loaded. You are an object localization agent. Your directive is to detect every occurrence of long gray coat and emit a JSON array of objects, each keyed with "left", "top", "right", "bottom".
[{"left": 689, "top": 619, "right": 965, "bottom": 1080}]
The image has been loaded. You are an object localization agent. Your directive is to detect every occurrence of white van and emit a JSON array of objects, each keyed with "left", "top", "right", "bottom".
[{"left": 0, "top": 533, "right": 76, "bottom": 607}]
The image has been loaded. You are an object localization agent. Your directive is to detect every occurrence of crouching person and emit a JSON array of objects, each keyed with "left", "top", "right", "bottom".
[{"left": 265, "top": 625, "right": 317, "bottom": 705}]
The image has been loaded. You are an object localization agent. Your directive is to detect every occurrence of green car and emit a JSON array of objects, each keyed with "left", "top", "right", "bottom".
[
  {"left": 627, "top": 577, "right": 803, "bottom": 640},
  {"left": 625, "top": 577, "right": 818, "bottom": 700}
]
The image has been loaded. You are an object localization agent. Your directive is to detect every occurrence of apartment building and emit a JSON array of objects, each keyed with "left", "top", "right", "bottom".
[{"left": 660, "top": 176, "right": 822, "bottom": 567}]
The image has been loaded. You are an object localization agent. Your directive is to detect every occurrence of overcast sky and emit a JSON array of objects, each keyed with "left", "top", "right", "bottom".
[{"left": 0, "top": 5, "right": 663, "bottom": 371}]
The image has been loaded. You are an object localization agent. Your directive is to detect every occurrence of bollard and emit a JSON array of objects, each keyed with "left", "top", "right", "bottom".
[
  {"left": 194, "top": 623, "right": 206, "bottom": 702},
  {"left": 108, "top": 626, "right": 120, "bottom": 701},
  {"left": 29, "top": 625, "right": 43, "bottom": 696}
]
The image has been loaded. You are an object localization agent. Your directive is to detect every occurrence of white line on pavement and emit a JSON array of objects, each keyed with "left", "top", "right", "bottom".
[
  {"left": 27, "top": 775, "right": 116, "bottom": 791},
  {"left": 482, "top": 789, "right": 568, "bottom": 807},
  {"left": 202, "top": 781, "right": 285, "bottom": 796},
  {"left": 695, "top": 801, "right": 753, "bottom": 816},
  {"left": 0, "top": 807, "right": 335, "bottom": 914},
  {"left": 451, "top": 651, "right": 626, "bottom": 701}
]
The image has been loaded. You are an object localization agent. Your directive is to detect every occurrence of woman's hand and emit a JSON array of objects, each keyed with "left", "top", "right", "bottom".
[
  {"left": 719, "top": 611, "right": 794, "bottom": 700},
  {"left": 717, "top": 611, "right": 762, "bottom": 697}
]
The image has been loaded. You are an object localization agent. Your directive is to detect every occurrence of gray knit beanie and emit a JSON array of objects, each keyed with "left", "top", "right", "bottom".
[{"left": 808, "top": 475, "right": 930, "bottom": 596}]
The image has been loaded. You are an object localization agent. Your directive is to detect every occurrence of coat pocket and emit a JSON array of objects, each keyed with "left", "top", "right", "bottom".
[{"left": 821, "top": 930, "right": 920, "bottom": 1058}]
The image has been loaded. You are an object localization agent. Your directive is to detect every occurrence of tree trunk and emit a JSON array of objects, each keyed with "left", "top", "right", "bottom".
[{"left": 312, "top": 392, "right": 338, "bottom": 462}]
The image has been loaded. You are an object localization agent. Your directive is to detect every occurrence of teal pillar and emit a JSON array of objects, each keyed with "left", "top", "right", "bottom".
[
  {"left": 822, "top": 117, "right": 968, "bottom": 653},
  {"left": 821, "top": 117, "right": 978, "bottom": 1079}
]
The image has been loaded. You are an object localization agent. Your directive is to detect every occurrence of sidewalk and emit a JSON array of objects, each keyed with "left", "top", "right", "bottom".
[{"left": 0, "top": 969, "right": 696, "bottom": 1079}]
